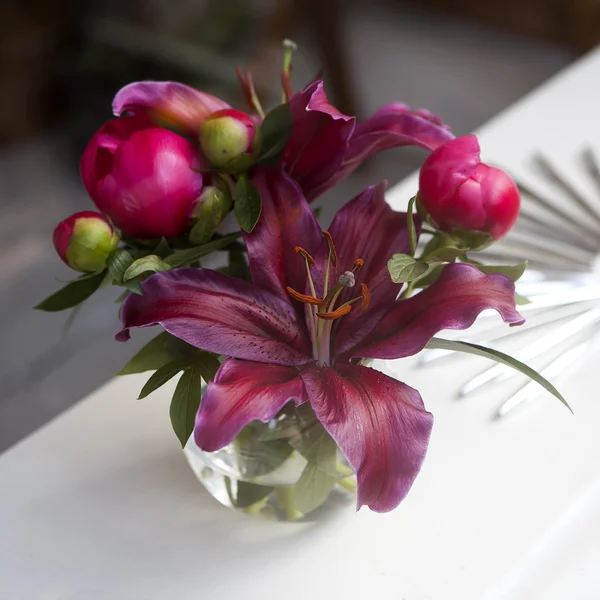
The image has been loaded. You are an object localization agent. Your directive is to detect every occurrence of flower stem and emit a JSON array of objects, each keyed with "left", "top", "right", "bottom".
[
  {"left": 275, "top": 486, "right": 303, "bottom": 521},
  {"left": 337, "top": 477, "right": 357, "bottom": 492},
  {"left": 336, "top": 461, "right": 354, "bottom": 477}
]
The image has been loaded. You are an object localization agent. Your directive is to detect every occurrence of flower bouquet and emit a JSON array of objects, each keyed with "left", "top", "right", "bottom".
[{"left": 39, "top": 43, "right": 568, "bottom": 520}]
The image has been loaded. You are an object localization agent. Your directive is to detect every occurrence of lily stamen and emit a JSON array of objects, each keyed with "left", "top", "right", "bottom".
[
  {"left": 294, "top": 246, "right": 315, "bottom": 266},
  {"left": 322, "top": 231, "right": 338, "bottom": 266},
  {"left": 360, "top": 283, "right": 371, "bottom": 312},
  {"left": 286, "top": 286, "right": 327, "bottom": 306},
  {"left": 316, "top": 304, "right": 352, "bottom": 320}
]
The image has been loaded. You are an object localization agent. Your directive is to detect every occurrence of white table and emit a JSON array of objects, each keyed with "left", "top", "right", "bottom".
[{"left": 3, "top": 50, "right": 600, "bottom": 600}]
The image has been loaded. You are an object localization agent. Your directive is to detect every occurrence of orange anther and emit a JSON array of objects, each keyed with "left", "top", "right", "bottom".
[
  {"left": 322, "top": 231, "right": 338, "bottom": 266},
  {"left": 287, "top": 286, "right": 327, "bottom": 306},
  {"left": 353, "top": 258, "right": 364, "bottom": 270},
  {"left": 359, "top": 283, "right": 371, "bottom": 312},
  {"left": 316, "top": 304, "right": 352, "bottom": 320},
  {"left": 294, "top": 246, "right": 315, "bottom": 266}
]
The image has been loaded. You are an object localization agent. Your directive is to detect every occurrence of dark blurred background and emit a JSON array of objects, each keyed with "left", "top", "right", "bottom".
[{"left": 0, "top": 0, "right": 594, "bottom": 449}]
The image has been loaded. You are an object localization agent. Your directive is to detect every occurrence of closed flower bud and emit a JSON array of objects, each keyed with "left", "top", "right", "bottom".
[
  {"left": 53, "top": 211, "right": 119, "bottom": 272},
  {"left": 198, "top": 109, "right": 259, "bottom": 171},
  {"left": 189, "top": 186, "right": 233, "bottom": 245},
  {"left": 418, "top": 135, "right": 520, "bottom": 240},
  {"left": 81, "top": 115, "right": 204, "bottom": 239}
]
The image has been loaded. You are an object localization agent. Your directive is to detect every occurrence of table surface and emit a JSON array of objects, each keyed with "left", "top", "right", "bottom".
[{"left": 3, "top": 50, "right": 600, "bottom": 600}]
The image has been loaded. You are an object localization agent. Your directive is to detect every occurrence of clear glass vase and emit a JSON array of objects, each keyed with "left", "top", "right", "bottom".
[{"left": 183, "top": 404, "right": 357, "bottom": 521}]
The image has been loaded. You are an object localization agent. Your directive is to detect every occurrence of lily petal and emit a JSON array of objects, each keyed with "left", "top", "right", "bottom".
[
  {"left": 246, "top": 169, "right": 322, "bottom": 301},
  {"left": 342, "top": 263, "right": 524, "bottom": 360},
  {"left": 118, "top": 268, "right": 313, "bottom": 365},
  {"left": 283, "top": 81, "right": 355, "bottom": 201},
  {"left": 112, "top": 81, "right": 230, "bottom": 135},
  {"left": 195, "top": 359, "right": 306, "bottom": 451},
  {"left": 317, "top": 104, "right": 455, "bottom": 197},
  {"left": 311, "top": 182, "right": 417, "bottom": 355},
  {"left": 301, "top": 363, "right": 433, "bottom": 512}
]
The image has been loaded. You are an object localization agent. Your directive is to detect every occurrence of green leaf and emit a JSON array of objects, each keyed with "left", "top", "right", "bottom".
[
  {"left": 223, "top": 250, "right": 250, "bottom": 280},
  {"left": 413, "top": 263, "right": 444, "bottom": 288},
  {"left": 257, "top": 411, "right": 301, "bottom": 441},
  {"left": 235, "top": 481, "right": 274, "bottom": 509},
  {"left": 164, "top": 232, "right": 241, "bottom": 268},
  {"left": 450, "top": 228, "right": 494, "bottom": 251},
  {"left": 388, "top": 253, "right": 430, "bottom": 284},
  {"left": 289, "top": 421, "right": 338, "bottom": 476},
  {"left": 122, "top": 255, "right": 170, "bottom": 281},
  {"left": 407, "top": 195, "right": 417, "bottom": 256},
  {"left": 114, "top": 290, "right": 130, "bottom": 304},
  {"left": 170, "top": 365, "right": 203, "bottom": 447},
  {"left": 293, "top": 461, "right": 336, "bottom": 514},
  {"left": 34, "top": 271, "right": 106, "bottom": 312},
  {"left": 118, "top": 331, "right": 200, "bottom": 375},
  {"left": 106, "top": 248, "right": 134, "bottom": 283},
  {"left": 193, "top": 352, "right": 222, "bottom": 383},
  {"left": 473, "top": 261, "right": 528, "bottom": 282},
  {"left": 152, "top": 237, "right": 171, "bottom": 258},
  {"left": 121, "top": 279, "right": 144, "bottom": 295},
  {"left": 515, "top": 292, "right": 531, "bottom": 305},
  {"left": 257, "top": 103, "right": 293, "bottom": 165},
  {"left": 189, "top": 186, "right": 233, "bottom": 246},
  {"left": 425, "top": 244, "right": 465, "bottom": 262},
  {"left": 138, "top": 358, "right": 193, "bottom": 399},
  {"left": 234, "top": 175, "right": 262, "bottom": 233},
  {"left": 426, "top": 338, "right": 572, "bottom": 413},
  {"left": 234, "top": 422, "right": 294, "bottom": 478}
]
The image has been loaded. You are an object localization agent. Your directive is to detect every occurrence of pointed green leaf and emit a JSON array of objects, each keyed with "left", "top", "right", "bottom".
[
  {"left": 138, "top": 358, "right": 193, "bottom": 399},
  {"left": 122, "top": 255, "right": 170, "bottom": 281},
  {"left": 414, "top": 263, "right": 444, "bottom": 288},
  {"left": 169, "top": 365, "right": 203, "bottom": 447},
  {"left": 193, "top": 352, "right": 222, "bottom": 383},
  {"left": 106, "top": 248, "right": 134, "bottom": 283},
  {"left": 406, "top": 195, "right": 417, "bottom": 256},
  {"left": 515, "top": 292, "right": 531, "bottom": 305},
  {"left": 425, "top": 244, "right": 465, "bottom": 262},
  {"left": 450, "top": 228, "right": 494, "bottom": 251},
  {"left": 426, "top": 337, "right": 572, "bottom": 413},
  {"left": 118, "top": 331, "right": 200, "bottom": 375},
  {"left": 234, "top": 175, "right": 262, "bottom": 233},
  {"left": 34, "top": 271, "right": 106, "bottom": 312},
  {"left": 474, "top": 261, "right": 528, "bottom": 282},
  {"left": 388, "top": 253, "right": 430, "bottom": 283},
  {"left": 164, "top": 232, "right": 241, "bottom": 268},
  {"left": 235, "top": 427, "right": 295, "bottom": 478},
  {"left": 152, "top": 237, "right": 171, "bottom": 258},
  {"left": 293, "top": 461, "right": 336, "bottom": 514},
  {"left": 257, "top": 103, "right": 293, "bottom": 165},
  {"left": 235, "top": 481, "right": 274, "bottom": 509},
  {"left": 290, "top": 421, "right": 337, "bottom": 476}
]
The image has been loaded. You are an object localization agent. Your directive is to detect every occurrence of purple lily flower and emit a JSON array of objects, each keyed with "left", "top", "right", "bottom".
[
  {"left": 118, "top": 172, "right": 524, "bottom": 512},
  {"left": 112, "top": 80, "right": 454, "bottom": 202},
  {"left": 285, "top": 85, "right": 455, "bottom": 200}
]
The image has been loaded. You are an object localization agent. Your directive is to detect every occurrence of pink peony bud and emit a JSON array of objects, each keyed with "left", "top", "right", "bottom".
[
  {"left": 80, "top": 115, "right": 204, "bottom": 239},
  {"left": 53, "top": 211, "right": 119, "bottom": 273},
  {"left": 418, "top": 135, "right": 520, "bottom": 240},
  {"left": 198, "top": 108, "right": 259, "bottom": 171}
]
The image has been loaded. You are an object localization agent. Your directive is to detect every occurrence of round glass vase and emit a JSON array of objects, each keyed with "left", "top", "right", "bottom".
[{"left": 183, "top": 404, "right": 357, "bottom": 521}]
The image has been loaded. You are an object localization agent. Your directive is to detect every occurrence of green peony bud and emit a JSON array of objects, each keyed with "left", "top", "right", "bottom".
[
  {"left": 198, "top": 109, "right": 260, "bottom": 172},
  {"left": 189, "top": 186, "right": 233, "bottom": 245},
  {"left": 53, "top": 211, "right": 120, "bottom": 272}
]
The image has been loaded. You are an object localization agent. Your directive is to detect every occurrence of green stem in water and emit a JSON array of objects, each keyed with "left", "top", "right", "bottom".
[
  {"left": 275, "top": 486, "right": 304, "bottom": 521},
  {"left": 336, "top": 461, "right": 354, "bottom": 477},
  {"left": 337, "top": 477, "right": 357, "bottom": 493}
]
